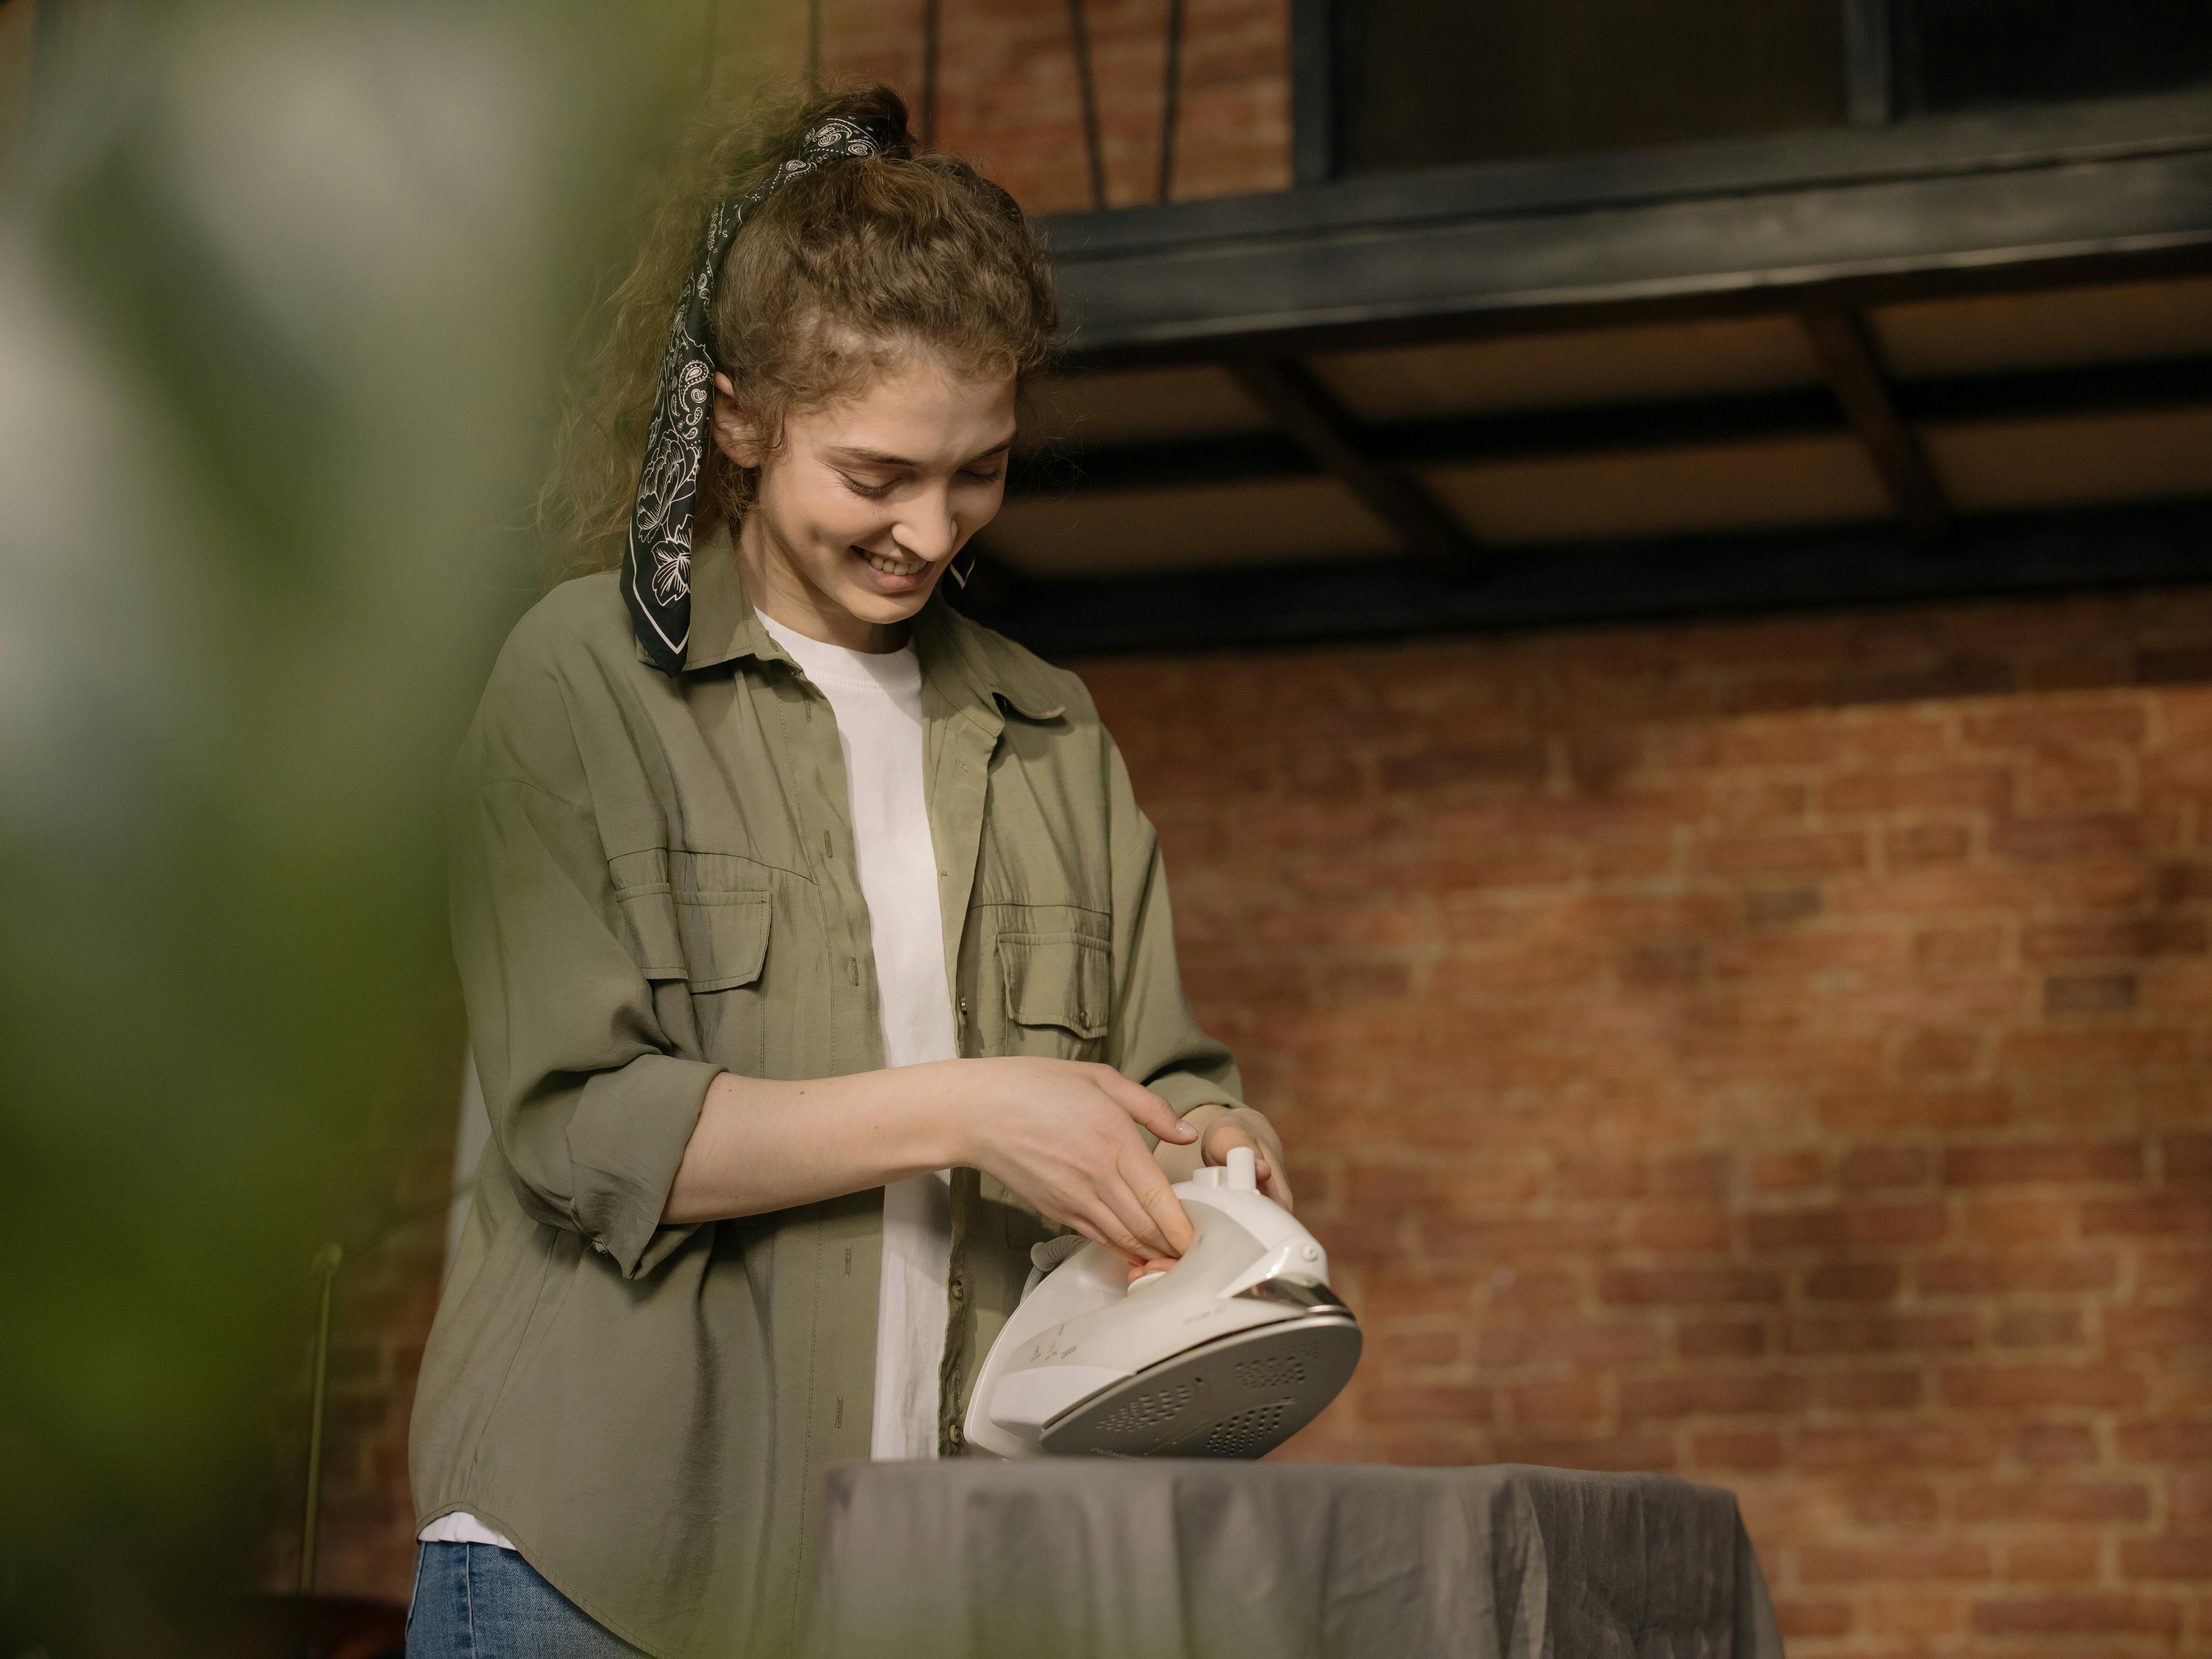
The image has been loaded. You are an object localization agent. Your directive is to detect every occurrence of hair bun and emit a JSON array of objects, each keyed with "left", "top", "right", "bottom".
[{"left": 793, "top": 83, "right": 914, "bottom": 160}]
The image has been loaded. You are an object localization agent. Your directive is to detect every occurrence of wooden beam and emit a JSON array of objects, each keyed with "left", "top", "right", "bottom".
[
  {"left": 1226, "top": 357, "right": 1480, "bottom": 565},
  {"left": 1007, "top": 354, "right": 2212, "bottom": 501},
  {"left": 961, "top": 500, "right": 2212, "bottom": 658},
  {"left": 1799, "top": 297, "right": 1950, "bottom": 544}
]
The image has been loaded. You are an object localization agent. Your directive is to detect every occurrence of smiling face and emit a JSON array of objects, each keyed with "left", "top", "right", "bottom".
[{"left": 713, "top": 350, "right": 1017, "bottom": 652}]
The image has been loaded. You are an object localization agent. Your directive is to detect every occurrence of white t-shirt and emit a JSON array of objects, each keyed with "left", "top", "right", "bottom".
[
  {"left": 758, "top": 612, "right": 958, "bottom": 1462},
  {"left": 421, "top": 611, "right": 958, "bottom": 1550}
]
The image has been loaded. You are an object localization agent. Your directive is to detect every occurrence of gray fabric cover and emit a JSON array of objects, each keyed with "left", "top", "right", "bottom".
[{"left": 807, "top": 1461, "right": 1785, "bottom": 1659}]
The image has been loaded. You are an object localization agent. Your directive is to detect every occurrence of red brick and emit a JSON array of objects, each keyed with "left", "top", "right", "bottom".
[
  {"left": 1378, "top": 1331, "right": 1461, "bottom": 1369},
  {"left": 1943, "top": 1140, "right": 2143, "bottom": 1185},
  {"left": 1800, "top": 1540, "right": 1992, "bottom": 1583},
  {"left": 1680, "top": 1319, "right": 1766, "bottom": 1359},
  {"left": 1749, "top": 1150, "right": 1824, "bottom": 1192},
  {"left": 1870, "top": 1592, "right": 1975, "bottom": 1640},
  {"left": 1839, "top": 1146, "right": 1934, "bottom": 1189},
  {"left": 1821, "top": 766, "right": 2010, "bottom": 815},
  {"left": 1971, "top": 1594, "right": 2182, "bottom": 1636},
  {"left": 1963, "top": 1198, "right": 2070, "bottom": 1246},
  {"left": 1598, "top": 1266, "right": 1782, "bottom": 1306},
  {"left": 1961, "top": 704, "right": 2148, "bottom": 749},
  {"left": 2107, "top": 1306, "right": 2212, "bottom": 1350},
  {"left": 1772, "top": 1601, "right": 1852, "bottom": 1638},
  {"left": 1993, "top": 1309, "right": 2082, "bottom": 1346},
  {"left": 1804, "top": 1264, "right": 1902, "bottom": 1301},
  {"left": 2083, "top": 1195, "right": 2212, "bottom": 1235},
  {"left": 1999, "top": 1026, "right": 2192, "bottom": 1075},
  {"left": 1846, "top": 1482, "right": 1941, "bottom": 1526},
  {"left": 1692, "top": 1431, "right": 1784, "bottom": 1469},
  {"left": 2121, "top": 1537, "right": 2212, "bottom": 1578},
  {"left": 1507, "top": 1376, "right": 1605, "bottom": 1427},
  {"left": 1799, "top": 1426, "right": 2001, "bottom": 1469},
  {"left": 2017, "top": 1423, "right": 2098, "bottom": 1464},
  {"left": 1788, "top": 1313, "right": 1978, "bottom": 1355},
  {"left": 2167, "top": 1132, "right": 2212, "bottom": 1181},
  {"left": 1888, "top": 822, "right": 1971, "bottom": 867},
  {"left": 2025, "top": 916, "right": 2209, "bottom": 961},
  {"left": 2044, "top": 969, "right": 2138, "bottom": 1012},
  {"left": 1954, "top": 1481, "right": 2150, "bottom": 1523},
  {"left": 1941, "top": 1365, "right": 2147, "bottom": 1411},
  {"left": 1749, "top": 1202, "right": 1949, "bottom": 1251},
  {"left": 1627, "top": 1202, "right": 1735, "bottom": 1254},
  {"left": 2116, "top": 1420, "right": 2212, "bottom": 1462},
  {"left": 1359, "top": 1386, "right": 1495, "bottom": 1425},
  {"left": 1477, "top": 1322, "right": 1664, "bottom": 1367},
  {"left": 1920, "top": 1256, "right": 2123, "bottom": 1301},
  {"left": 2004, "top": 1540, "right": 2101, "bottom": 1581},
  {"left": 1621, "top": 1373, "right": 1808, "bottom": 1419},
  {"left": 1696, "top": 830, "right": 1869, "bottom": 880},
  {"left": 1815, "top": 1369, "right": 1923, "bottom": 1409},
  {"left": 1989, "top": 813, "right": 2145, "bottom": 862},
  {"left": 1485, "top": 1268, "right": 1585, "bottom": 1314},
  {"left": 2171, "top": 1469, "right": 2212, "bottom": 1528}
]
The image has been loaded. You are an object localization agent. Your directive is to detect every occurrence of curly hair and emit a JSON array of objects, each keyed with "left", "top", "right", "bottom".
[{"left": 538, "top": 83, "right": 1058, "bottom": 584}]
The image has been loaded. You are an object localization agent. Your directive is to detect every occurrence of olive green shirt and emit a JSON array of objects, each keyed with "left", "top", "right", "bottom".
[{"left": 409, "top": 531, "right": 1243, "bottom": 1659}]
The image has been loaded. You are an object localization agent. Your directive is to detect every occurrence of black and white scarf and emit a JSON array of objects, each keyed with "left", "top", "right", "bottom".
[{"left": 623, "top": 115, "right": 886, "bottom": 676}]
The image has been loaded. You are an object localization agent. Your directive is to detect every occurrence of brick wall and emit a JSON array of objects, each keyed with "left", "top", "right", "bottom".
[
  {"left": 1084, "top": 590, "right": 2212, "bottom": 1656},
  {"left": 316, "top": 587, "right": 2212, "bottom": 1650},
  {"left": 817, "top": 0, "right": 1290, "bottom": 211},
  {"left": 259, "top": 994, "right": 464, "bottom": 1604}
]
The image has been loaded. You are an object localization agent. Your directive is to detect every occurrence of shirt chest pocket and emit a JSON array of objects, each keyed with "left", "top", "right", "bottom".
[
  {"left": 996, "top": 929, "right": 1110, "bottom": 1060},
  {"left": 618, "top": 885, "right": 772, "bottom": 1072}
]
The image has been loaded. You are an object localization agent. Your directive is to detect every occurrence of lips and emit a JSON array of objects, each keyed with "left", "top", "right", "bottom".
[{"left": 853, "top": 545, "right": 937, "bottom": 594}]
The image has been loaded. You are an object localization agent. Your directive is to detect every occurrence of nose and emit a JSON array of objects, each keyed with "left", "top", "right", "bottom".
[{"left": 894, "top": 485, "right": 961, "bottom": 565}]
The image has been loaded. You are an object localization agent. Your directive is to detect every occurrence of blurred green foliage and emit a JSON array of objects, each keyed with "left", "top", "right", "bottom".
[{"left": 0, "top": 2, "right": 733, "bottom": 1650}]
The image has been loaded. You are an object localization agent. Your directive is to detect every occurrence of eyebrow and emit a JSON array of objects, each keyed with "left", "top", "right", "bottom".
[{"left": 827, "top": 435, "right": 1017, "bottom": 469}]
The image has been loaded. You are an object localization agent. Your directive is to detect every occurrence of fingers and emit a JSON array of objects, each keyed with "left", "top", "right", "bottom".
[
  {"left": 1122, "top": 1148, "right": 1195, "bottom": 1257},
  {"left": 1092, "top": 1066, "right": 1194, "bottom": 1144}
]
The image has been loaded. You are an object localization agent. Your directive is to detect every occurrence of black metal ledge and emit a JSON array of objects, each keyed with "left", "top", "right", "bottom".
[
  {"left": 1040, "top": 89, "right": 2212, "bottom": 362},
  {"left": 961, "top": 499, "right": 2212, "bottom": 658}
]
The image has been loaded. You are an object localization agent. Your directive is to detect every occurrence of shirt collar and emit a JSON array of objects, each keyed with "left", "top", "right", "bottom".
[{"left": 647, "top": 521, "right": 1065, "bottom": 725}]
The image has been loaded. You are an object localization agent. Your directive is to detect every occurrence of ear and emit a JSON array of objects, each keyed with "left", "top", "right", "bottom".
[{"left": 710, "top": 371, "right": 767, "bottom": 469}]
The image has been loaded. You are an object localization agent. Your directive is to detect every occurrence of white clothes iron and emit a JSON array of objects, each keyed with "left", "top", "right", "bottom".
[{"left": 965, "top": 1147, "right": 1361, "bottom": 1459}]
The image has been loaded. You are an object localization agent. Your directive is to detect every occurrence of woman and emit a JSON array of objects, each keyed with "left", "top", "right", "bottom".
[{"left": 407, "top": 85, "right": 1290, "bottom": 1659}]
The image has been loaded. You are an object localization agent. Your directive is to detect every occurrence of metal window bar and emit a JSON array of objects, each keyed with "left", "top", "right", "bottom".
[
  {"left": 1158, "top": 0, "right": 1185, "bottom": 202},
  {"left": 921, "top": 0, "right": 942, "bottom": 146},
  {"left": 1067, "top": 0, "right": 1108, "bottom": 210},
  {"left": 1841, "top": 0, "right": 1894, "bottom": 126}
]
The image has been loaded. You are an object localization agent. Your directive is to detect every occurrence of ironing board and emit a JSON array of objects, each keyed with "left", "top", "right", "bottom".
[{"left": 806, "top": 1460, "right": 1785, "bottom": 1658}]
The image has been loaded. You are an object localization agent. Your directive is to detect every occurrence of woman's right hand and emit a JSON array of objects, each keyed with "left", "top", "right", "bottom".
[{"left": 950, "top": 1057, "right": 1198, "bottom": 1265}]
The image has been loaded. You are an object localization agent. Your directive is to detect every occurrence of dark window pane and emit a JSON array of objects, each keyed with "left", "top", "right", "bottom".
[
  {"left": 1335, "top": 0, "right": 1846, "bottom": 175},
  {"left": 1895, "top": 0, "right": 2212, "bottom": 114}
]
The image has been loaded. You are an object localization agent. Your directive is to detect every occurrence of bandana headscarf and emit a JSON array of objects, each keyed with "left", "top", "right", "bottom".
[{"left": 624, "top": 115, "right": 887, "bottom": 676}]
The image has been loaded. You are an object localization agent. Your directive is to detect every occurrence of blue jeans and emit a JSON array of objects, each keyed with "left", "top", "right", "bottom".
[{"left": 407, "top": 1542, "right": 648, "bottom": 1658}]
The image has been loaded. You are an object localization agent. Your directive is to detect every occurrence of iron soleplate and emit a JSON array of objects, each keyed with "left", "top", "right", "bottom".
[{"left": 1038, "top": 1313, "right": 1362, "bottom": 1458}]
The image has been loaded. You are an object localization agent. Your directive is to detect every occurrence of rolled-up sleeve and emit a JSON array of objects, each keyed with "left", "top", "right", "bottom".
[
  {"left": 1100, "top": 735, "right": 1244, "bottom": 1120},
  {"left": 453, "top": 748, "right": 717, "bottom": 1280}
]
